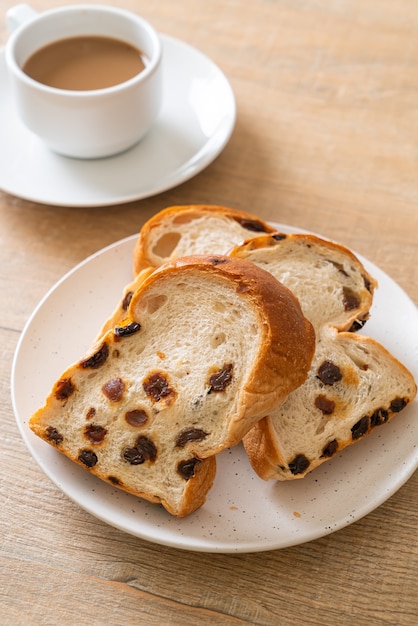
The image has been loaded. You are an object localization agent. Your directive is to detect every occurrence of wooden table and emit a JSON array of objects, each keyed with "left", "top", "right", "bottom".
[{"left": 1, "top": 1, "right": 417, "bottom": 624}]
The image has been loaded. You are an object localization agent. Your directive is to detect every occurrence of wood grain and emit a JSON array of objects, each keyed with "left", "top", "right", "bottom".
[{"left": 1, "top": 1, "right": 417, "bottom": 624}]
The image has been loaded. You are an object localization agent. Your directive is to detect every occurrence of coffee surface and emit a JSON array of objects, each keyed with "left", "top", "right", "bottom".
[{"left": 22, "top": 36, "right": 146, "bottom": 90}]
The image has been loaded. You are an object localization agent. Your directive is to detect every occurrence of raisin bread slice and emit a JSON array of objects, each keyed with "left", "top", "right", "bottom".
[
  {"left": 230, "top": 232, "right": 377, "bottom": 334},
  {"left": 29, "top": 255, "right": 315, "bottom": 515},
  {"left": 132, "top": 204, "right": 276, "bottom": 275},
  {"left": 229, "top": 233, "right": 416, "bottom": 480},
  {"left": 244, "top": 327, "right": 417, "bottom": 480}
]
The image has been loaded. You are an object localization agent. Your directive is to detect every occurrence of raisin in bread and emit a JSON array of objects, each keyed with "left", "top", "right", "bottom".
[
  {"left": 229, "top": 233, "right": 417, "bottom": 480},
  {"left": 29, "top": 255, "right": 315, "bottom": 516},
  {"left": 132, "top": 204, "right": 276, "bottom": 275},
  {"left": 100, "top": 205, "right": 276, "bottom": 336},
  {"left": 97, "top": 267, "right": 154, "bottom": 339}
]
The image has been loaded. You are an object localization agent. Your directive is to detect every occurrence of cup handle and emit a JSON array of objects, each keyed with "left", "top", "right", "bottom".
[{"left": 6, "top": 3, "right": 38, "bottom": 32}]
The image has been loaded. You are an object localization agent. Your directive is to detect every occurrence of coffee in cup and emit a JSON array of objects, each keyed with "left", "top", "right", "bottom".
[{"left": 22, "top": 35, "right": 148, "bottom": 91}]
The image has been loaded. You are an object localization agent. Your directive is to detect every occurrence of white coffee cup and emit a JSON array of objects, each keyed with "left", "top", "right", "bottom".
[{"left": 5, "top": 4, "right": 163, "bottom": 159}]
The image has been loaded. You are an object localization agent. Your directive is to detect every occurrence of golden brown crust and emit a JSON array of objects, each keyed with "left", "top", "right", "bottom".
[
  {"left": 241, "top": 418, "right": 280, "bottom": 480},
  {"left": 173, "top": 456, "right": 217, "bottom": 517},
  {"left": 132, "top": 204, "right": 275, "bottom": 275}
]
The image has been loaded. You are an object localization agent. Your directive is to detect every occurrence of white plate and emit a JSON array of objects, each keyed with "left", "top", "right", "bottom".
[
  {"left": 0, "top": 35, "right": 236, "bottom": 207},
  {"left": 11, "top": 224, "right": 418, "bottom": 553}
]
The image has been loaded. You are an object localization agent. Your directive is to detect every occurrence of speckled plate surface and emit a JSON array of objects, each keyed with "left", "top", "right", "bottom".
[{"left": 11, "top": 224, "right": 418, "bottom": 552}]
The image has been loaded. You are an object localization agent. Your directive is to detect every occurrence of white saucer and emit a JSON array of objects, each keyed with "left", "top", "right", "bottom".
[
  {"left": 0, "top": 35, "right": 236, "bottom": 207},
  {"left": 11, "top": 224, "right": 418, "bottom": 553}
]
